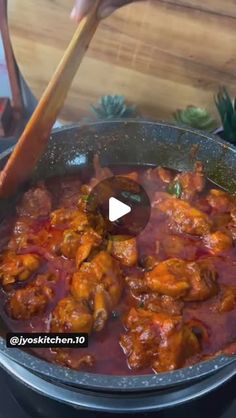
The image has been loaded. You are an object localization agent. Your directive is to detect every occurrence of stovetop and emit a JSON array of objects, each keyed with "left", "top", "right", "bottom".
[{"left": 0, "top": 368, "right": 235, "bottom": 418}]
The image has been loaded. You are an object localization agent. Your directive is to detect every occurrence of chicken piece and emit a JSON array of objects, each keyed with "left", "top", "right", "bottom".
[
  {"left": 33, "top": 228, "right": 64, "bottom": 255},
  {"left": 153, "top": 325, "right": 201, "bottom": 372},
  {"left": 142, "top": 294, "right": 184, "bottom": 316},
  {"left": 70, "top": 212, "right": 92, "bottom": 232},
  {"left": 228, "top": 224, "right": 236, "bottom": 241},
  {"left": 9, "top": 221, "right": 64, "bottom": 256},
  {"left": 79, "top": 182, "right": 94, "bottom": 195},
  {"left": 145, "top": 259, "right": 190, "bottom": 299},
  {"left": 152, "top": 191, "right": 172, "bottom": 204},
  {"left": 8, "top": 216, "right": 64, "bottom": 255},
  {"left": 194, "top": 196, "right": 212, "bottom": 214},
  {"left": 162, "top": 234, "right": 197, "bottom": 260},
  {"left": 8, "top": 217, "right": 33, "bottom": 251},
  {"left": 60, "top": 230, "right": 81, "bottom": 259},
  {"left": 0, "top": 251, "right": 40, "bottom": 288},
  {"left": 145, "top": 258, "right": 218, "bottom": 301},
  {"left": 60, "top": 226, "right": 101, "bottom": 263},
  {"left": 50, "top": 208, "right": 76, "bottom": 226},
  {"left": 71, "top": 251, "right": 123, "bottom": 331},
  {"left": 231, "top": 208, "right": 236, "bottom": 224},
  {"left": 77, "top": 192, "right": 90, "bottom": 212},
  {"left": 11, "top": 226, "right": 64, "bottom": 257},
  {"left": 61, "top": 230, "right": 99, "bottom": 262},
  {"left": 50, "top": 207, "right": 104, "bottom": 237},
  {"left": 75, "top": 231, "right": 102, "bottom": 268},
  {"left": 153, "top": 193, "right": 211, "bottom": 236},
  {"left": 54, "top": 350, "right": 94, "bottom": 370},
  {"left": 216, "top": 286, "right": 236, "bottom": 313},
  {"left": 50, "top": 208, "right": 88, "bottom": 230},
  {"left": 203, "top": 231, "right": 233, "bottom": 255},
  {"left": 8, "top": 273, "right": 55, "bottom": 319},
  {"left": 207, "top": 189, "right": 236, "bottom": 214},
  {"left": 173, "top": 162, "right": 205, "bottom": 200},
  {"left": 120, "top": 308, "right": 200, "bottom": 372},
  {"left": 57, "top": 178, "right": 82, "bottom": 208},
  {"left": 120, "top": 308, "right": 163, "bottom": 370},
  {"left": 17, "top": 185, "right": 52, "bottom": 218},
  {"left": 184, "top": 259, "right": 218, "bottom": 302},
  {"left": 145, "top": 167, "right": 174, "bottom": 184},
  {"left": 139, "top": 255, "right": 159, "bottom": 271},
  {"left": 81, "top": 156, "right": 114, "bottom": 194},
  {"left": 158, "top": 167, "right": 174, "bottom": 184},
  {"left": 226, "top": 208, "right": 236, "bottom": 240},
  {"left": 108, "top": 236, "right": 138, "bottom": 267},
  {"left": 211, "top": 213, "right": 231, "bottom": 230},
  {"left": 125, "top": 275, "right": 149, "bottom": 298},
  {"left": 51, "top": 296, "right": 93, "bottom": 333},
  {"left": 122, "top": 172, "right": 139, "bottom": 182}
]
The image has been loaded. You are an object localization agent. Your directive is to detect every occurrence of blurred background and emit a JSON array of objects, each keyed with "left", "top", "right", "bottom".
[
  {"left": 0, "top": 35, "right": 11, "bottom": 97},
  {"left": 5, "top": 0, "right": 236, "bottom": 123}
]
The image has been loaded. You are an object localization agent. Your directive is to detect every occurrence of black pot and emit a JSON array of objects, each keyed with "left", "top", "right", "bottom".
[{"left": 0, "top": 120, "right": 236, "bottom": 413}]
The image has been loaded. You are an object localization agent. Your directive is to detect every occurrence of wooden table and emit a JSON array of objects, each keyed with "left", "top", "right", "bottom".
[{"left": 8, "top": 0, "right": 236, "bottom": 123}]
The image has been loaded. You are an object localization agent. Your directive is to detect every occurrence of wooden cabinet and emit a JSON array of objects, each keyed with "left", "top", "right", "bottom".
[{"left": 8, "top": 0, "right": 236, "bottom": 122}]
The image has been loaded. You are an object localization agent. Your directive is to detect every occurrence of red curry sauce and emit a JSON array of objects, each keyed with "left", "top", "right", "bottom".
[{"left": 0, "top": 161, "right": 236, "bottom": 375}]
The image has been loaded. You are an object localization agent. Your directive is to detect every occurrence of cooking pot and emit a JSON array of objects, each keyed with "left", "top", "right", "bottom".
[{"left": 0, "top": 120, "right": 236, "bottom": 414}]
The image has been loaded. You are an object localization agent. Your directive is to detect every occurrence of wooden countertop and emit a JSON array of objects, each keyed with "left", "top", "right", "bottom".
[{"left": 8, "top": 0, "right": 236, "bottom": 122}]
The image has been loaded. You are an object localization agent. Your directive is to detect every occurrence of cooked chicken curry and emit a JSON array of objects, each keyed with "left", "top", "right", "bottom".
[{"left": 1, "top": 160, "right": 236, "bottom": 375}]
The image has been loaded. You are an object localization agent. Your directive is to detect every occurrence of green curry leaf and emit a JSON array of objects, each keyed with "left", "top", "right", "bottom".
[
  {"left": 167, "top": 181, "right": 182, "bottom": 198},
  {"left": 81, "top": 195, "right": 89, "bottom": 202}
]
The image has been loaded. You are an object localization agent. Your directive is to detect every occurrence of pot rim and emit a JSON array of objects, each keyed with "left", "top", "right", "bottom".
[
  {"left": 1, "top": 353, "right": 236, "bottom": 412},
  {"left": 0, "top": 119, "right": 236, "bottom": 391},
  {"left": 0, "top": 338, "right": 235, "bottom": 391}
]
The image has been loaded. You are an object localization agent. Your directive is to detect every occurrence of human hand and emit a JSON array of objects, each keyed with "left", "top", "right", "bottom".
[{"left": 71, "top": 0, "right": 142, "bottom": 22}]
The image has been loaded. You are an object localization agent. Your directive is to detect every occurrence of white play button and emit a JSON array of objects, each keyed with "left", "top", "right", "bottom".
[
  {"left": 109, "top": 197, "right": 131, "bottom": 222},
  {"left": 86, "top": 176, "right": 151, "bottom": 238}
]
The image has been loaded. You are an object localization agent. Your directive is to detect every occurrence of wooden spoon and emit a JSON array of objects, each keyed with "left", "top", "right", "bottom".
[{"left": 0, "top": 0, "right": 101, "bottom": 198}]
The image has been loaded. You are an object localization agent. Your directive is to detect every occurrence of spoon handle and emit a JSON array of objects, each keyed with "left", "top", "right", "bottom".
[{"left": 0, "top": 0, "right": 101, "bottom": 198}]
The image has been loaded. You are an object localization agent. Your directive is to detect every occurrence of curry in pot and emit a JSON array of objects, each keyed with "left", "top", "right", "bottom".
[{"left": 0, "top": 159, "right": 236, "bottom": 375}]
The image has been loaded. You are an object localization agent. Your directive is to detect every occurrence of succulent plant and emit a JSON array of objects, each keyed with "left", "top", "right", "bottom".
[
  {"left": 91, "top": 95, "right": 137, "bottom": 120},
  {"left": 215, "top": 87, "right": 236, "bottom": 144},
  {"left": 173, "top": 105, "right": 216, "bottom": 132}
]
